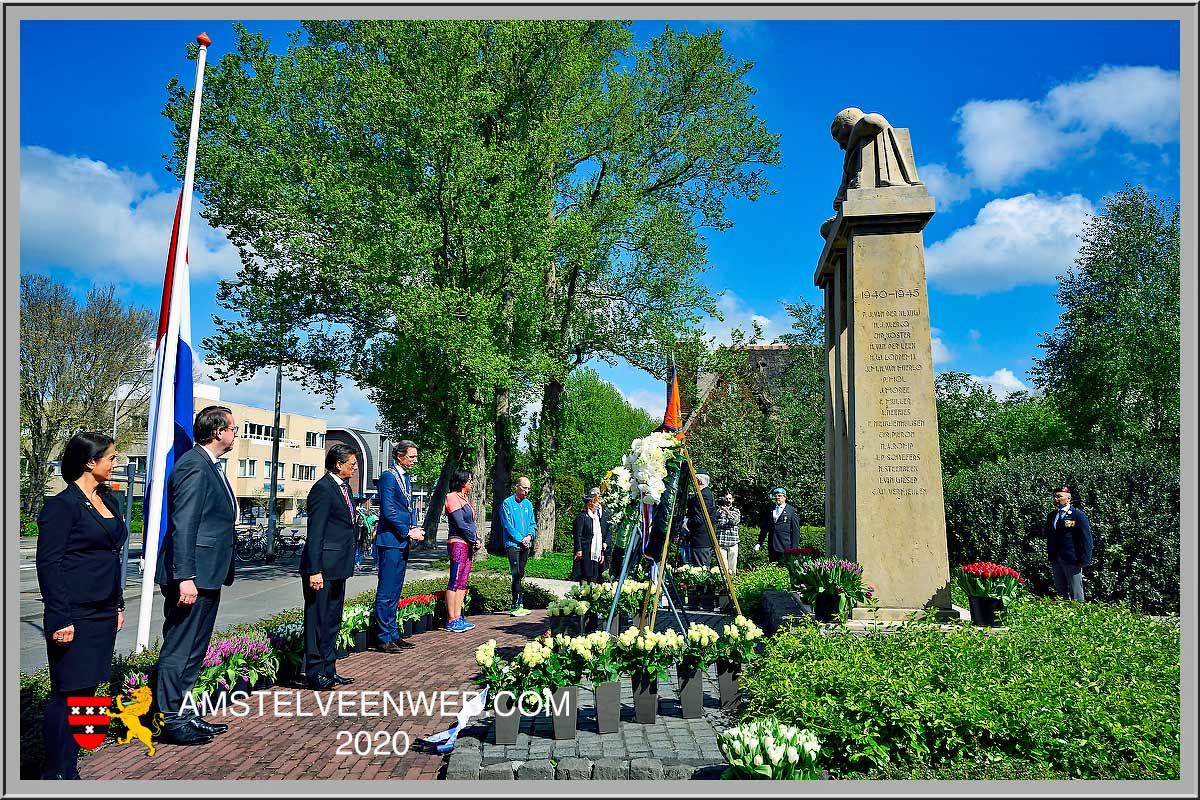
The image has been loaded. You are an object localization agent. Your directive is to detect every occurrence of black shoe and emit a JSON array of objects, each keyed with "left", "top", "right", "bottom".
[
  {"left": 307, "top": 676, "right": 336, "bottom": 691},
  {"left": 159, "top": 723, "right": 214, "bottom": 746},
  {"left": 190, "top": 716, "right": 229, "bottom": 735},
  {"left": 376, "top": 641, "right": 403, "bottom": 654},
  {"left": 332, "top": 673, "right": 355, "bottom": 686},
  {"left": 395, "top": 638, "right": 416, "bottom": 650}
]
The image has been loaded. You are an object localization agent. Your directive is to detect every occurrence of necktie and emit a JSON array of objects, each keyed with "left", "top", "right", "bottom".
[
  {"left": 213, "top": 462, "right": 235, "bottom": 509},
  {"left": 339, "top": 481, "right": 355, "bottom": 521}
]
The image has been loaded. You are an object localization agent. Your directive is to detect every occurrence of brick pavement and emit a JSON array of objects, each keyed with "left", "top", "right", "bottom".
[{"left": 78, "top": 611, "right": 554, "bottom": 780}]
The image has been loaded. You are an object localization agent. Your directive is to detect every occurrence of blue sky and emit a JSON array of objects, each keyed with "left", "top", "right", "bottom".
[{"left": 19, "top": 17, "right": 1182, "bottom": 430}]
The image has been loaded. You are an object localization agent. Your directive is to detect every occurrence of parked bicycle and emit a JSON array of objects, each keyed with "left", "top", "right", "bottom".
[
  {"left": 275, "top": 528, "right": 306, "bottom": 557},
  {"left": 233, "top": 526, "right": 268, "bottom": 562}
]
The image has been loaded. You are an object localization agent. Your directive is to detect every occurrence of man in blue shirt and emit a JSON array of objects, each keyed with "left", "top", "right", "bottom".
[
  {"left": 374, "top": 441, "right": 426, "bottom": 652},
  {"left": 500, "top": 476, "right": 536, "bottom": 616}
]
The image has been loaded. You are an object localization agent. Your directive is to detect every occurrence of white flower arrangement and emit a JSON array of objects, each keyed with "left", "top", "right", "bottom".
[
  {"left": 547, "top": 598, "right": 591, "bottom": 617},
  {"left": 600, "top": 466, "right": 634, "bottom": 526},
  {"left": 622, "top": 431, "right": 682, "bottom": 505},
  {"left": 718, "top": 717, "right": 822, "bottom": 780}
]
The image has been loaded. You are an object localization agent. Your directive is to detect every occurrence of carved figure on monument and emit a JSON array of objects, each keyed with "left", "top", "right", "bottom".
[{"left": 831, "top": 107, "right": 923, "bottom": 209}]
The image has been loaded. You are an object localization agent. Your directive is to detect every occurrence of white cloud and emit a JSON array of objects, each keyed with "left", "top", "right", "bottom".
[
  {"left": 955, "top": 65, "right": 1179, "bottom": 190},
  {"left": 930, "top": 328, "right": 953, "bottom": 366},
  {"left": 969, "top": 368, "right": 1029, "bottom": 399},
  {"left": 622, "top": 388, "right": 666, "bottom": 417},
  {"left": 19, "top": 145, "right": 242, "bottom": 284},
  {"left": 925, "top": 193, "right": 1094, "bottom": 294},
  {"left": 197, "top": 365, "right": 381, "bottom": 432},
  {"left": 704, "top": 291, "right": 791, "bottom": 346},
  {"left": 920, "top": 163, "right": 973, "bottom": 209}
]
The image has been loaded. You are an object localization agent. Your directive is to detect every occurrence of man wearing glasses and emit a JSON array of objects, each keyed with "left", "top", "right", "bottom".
[{"left": 373, "top": 441, "right": 425, "bottom": 652}]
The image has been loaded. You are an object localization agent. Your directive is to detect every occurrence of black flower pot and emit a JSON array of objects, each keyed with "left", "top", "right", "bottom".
[
  {"left": 632, "top": 675, "right": 658, "bottom": 724},
  {"left": 412, "top": 616, "right": 427, "bottom": 635},
  {"left": 493, "top": 691, "right": 521, "bottom": 745},
  {"left": 813, "top": 593, "right": 840, "bottom": 622},
  {"left": 336, "top": 642, "right": 350, "bottom": 659},
  {"left": 687, "top": 595, "right": 701, "bottom": 611},
  {"left": 400, "top": 618, "right": 414, "bottom": 638},
  {"left": 716, "top": 660, "right": 741, "bottom": 710},
  {"left": 968, "top": 595, "right": 1004, "bottom": 627},
  {"left": 550, "top": 686, "right": 578, "bottom": 740},
  {"left": 422, "top": 612, "right": 434, "bottom": 632},
  {"left": 353, "top": 630, "right": 368, "bottom": 652},
  {"left": 594, "top": 681, "right": 621, "bottom": 734},
  {"left": 677, "top": 666, "right": 704, "bottom": 719}
]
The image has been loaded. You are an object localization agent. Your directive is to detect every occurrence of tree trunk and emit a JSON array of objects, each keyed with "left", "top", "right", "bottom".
[
  {"left": 490, "top": 289, "right": 516, "bottom": 554},
  {"left": 422, "top": 452, "right": 459, "bottom": 552},
  {"left": 533, "top": 377, "right": 565, "bottom": 556},
  {"left": 470, "top": 428, "right": 489, "bottom": 562},
  {"left": 22, "top": 433, "right": 56, "bottom": 520}
]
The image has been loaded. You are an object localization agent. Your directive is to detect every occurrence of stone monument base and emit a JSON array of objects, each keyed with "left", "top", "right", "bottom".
[{"left": 851, "top": 606, "right": 962, "bottom": 622}]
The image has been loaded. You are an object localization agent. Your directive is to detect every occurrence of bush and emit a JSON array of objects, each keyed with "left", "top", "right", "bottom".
[
  {"left": 398, "top": 575, "right": 558, "bottom": 614},
  {"left": 729, "top": 564, "right": 791, "bottom": 622},
  {"left": 740, "top": 595, "right": 1179, "bottom": 779},
  {"left": 736, "top": 524, "right": 825, "bottom": 573},
  {"left": 21, "top": 511, "right": 38, "bottom": 537},
  {"left": 553, "top": 474, "right": 584, "bottom": 553},
  {"left": 944, "top": 445, "right": 1180, "bottom": 614},
  {"left": 447, "top": 552, "right": 575, "bottom": 581}
]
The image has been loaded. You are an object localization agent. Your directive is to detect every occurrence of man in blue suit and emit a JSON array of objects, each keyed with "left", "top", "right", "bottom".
[{"left": 374, "top": 440, "right": 425, "bottom": 652}]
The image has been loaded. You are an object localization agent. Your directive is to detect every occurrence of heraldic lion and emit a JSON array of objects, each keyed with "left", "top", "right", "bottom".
[{"left": 107, "top": 686, "right": 164, "bottom": 756}]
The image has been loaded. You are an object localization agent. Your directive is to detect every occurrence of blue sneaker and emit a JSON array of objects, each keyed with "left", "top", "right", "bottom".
[
  {"left": 445, "top": 618, "right": 467, "bottom": 632},
  {"left": 457, "top": 616, "right": 476, "bottom": 631}
]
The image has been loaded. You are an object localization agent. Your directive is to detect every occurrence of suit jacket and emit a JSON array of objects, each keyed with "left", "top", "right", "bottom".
[
  {"left": 758, "top": 503, "right": 802, "bottom": 555},
  {"left": 686, "top": 487, "right": 717, "bottom": 549},
  {"left": 301, "top": 474, "right": 358, "bottom": 580},
  {"left": 36, "top": 484, "right": 128, "bottom": 634},
  {"left": 156, "top": 444, "right": 236, "bottom": 590},
  {"left": 375, "top": 466, "right": 417, "bottom": 549},
  {"left": 1045, "top": 506, "right": 1093, "bottom": 566}
]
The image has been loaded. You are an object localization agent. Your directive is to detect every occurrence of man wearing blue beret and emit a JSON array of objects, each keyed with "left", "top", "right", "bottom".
[{"left": 1044, "top": 484, "right": 1093, "bottom": 601}]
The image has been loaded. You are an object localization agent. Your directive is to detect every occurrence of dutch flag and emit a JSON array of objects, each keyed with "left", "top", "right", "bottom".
[{"left": 135, "top": 33, "right": 211, "bottom": 651}]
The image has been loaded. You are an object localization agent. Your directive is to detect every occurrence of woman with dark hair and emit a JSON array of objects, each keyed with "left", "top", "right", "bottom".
[
  {"left": 443, "top": 469, "right": 479, "bottom": 633},
  {"left": 35, "top": 432, "right": 127, "bottom": 779}
]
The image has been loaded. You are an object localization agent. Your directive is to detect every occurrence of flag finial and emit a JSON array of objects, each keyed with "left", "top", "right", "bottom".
[{"left": 197, "top": 32, "right": 211, "bottom": 47}]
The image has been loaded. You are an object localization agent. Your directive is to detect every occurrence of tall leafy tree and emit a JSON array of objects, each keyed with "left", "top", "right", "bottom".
[
  {"left": 530, "top": 26, "right": 782, "bottom": 553},
  {"left": 1032, "top": 185, "right": 1180, "bottom": 452},
  {"left": 19, "top": 275, "right": 154, "bottom": 518}
]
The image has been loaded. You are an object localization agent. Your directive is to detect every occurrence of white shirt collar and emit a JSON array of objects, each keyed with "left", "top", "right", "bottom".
[
  {"left": 329, "top": 472, "right": 346, "bottom": 486},
  {"left": 1059, "top": 504, "right": 1072, "bottom": 515},
  {"left": 200, "top": 445, "right": 220, "bottom": 464}
]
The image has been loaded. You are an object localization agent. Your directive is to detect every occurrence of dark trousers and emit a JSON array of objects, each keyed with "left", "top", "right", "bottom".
[
  {"left": 156, "top": 585, "right": 221, "bottom": 726},
  {"left": 1051, "top": 558, "right": 1085, "bottom": 601},
  {"left": 690, "top": 547, "right": 713, "bottom": 567},
  {"left": 506, "top": 546, "right": 529, "bottom": 606},
  {"left": 302, "top": 576, "right": 347, "bottom": 681},
  {"left": 42, "top": 686, "right": 96, "bottom": 778},
  {"left": 375, "top": 545, "right": 409, "bottom": 643}
]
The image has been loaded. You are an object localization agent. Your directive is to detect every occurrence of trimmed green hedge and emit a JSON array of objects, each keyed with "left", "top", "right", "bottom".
[
  {"left": 944, "top": 445, "right": 1180, "bottom": 614},
  {"left": 433, "top": 552, "right": 576, "bottom": 581},
  {"left": 735, "top": 523, "right": 825, "bottom": 572},
  {"left": 740, "top": 596, "right": 1179, "bottom": 779},
  {"left": 729, "top": 564, "right": 791, "bottom": 622}
]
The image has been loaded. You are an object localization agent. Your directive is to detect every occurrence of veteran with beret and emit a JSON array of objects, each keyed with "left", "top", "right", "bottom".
[
  {"left": 1044, "top": 484, "right": 1093, "bottom": 602},
  {"left": 757, "top": 487, "right": 801, "bottom": 563}
]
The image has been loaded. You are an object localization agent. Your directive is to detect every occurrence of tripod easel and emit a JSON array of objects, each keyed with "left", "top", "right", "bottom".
[{"left": 604, "top": 446, "right": 742, "bottom": 633}]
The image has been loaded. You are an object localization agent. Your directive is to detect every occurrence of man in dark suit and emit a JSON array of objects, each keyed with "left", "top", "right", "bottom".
[
  {"left": 155, "top": 406, "right": 238, "bottom": 746},
  {"left": 301, "top": 444, "right": 360, "bottom": 690},
  {"left": 1045, "top": 484, "right": 1093, "bottom": 601},
  {"left": 687, "top": 473, "right": 717, "bottom": 567},
  {"left": 757, "top": 487, "right": 801, "bottom": 563},
  {"left": 374, "top": 440, "right": 425, "bottom": 653}
]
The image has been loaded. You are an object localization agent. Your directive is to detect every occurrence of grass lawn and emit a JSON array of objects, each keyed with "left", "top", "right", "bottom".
[{"left": 430, "top": 551, "right": 576, "bottom": 581}]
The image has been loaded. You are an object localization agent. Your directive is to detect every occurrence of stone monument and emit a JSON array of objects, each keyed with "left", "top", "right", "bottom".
[{"left": 815, "top": 107, "right": 955, "bottom": 620}]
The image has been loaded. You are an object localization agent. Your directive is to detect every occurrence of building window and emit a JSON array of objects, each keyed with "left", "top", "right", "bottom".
[
  {"left": 292, "top": 464, "right": 317, "bottom": 481},
  {"left": 264, "top": 461, "right": 285, "bottom": 479},
  {"left": 305, "top": 431, "right": 325, "bottom": 448},
  {"left": 238, "top": 459, "right": 256, "bottom": 477},
  {"left": 128, "top": 455, "right": 148, "bottom": 473},
  {"left": 243, "top": 422, "right": 285, "bottom": 441}
]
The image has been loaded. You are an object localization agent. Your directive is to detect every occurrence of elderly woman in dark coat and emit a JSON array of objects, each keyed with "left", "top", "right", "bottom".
[
  {"left": 573, "top": 489, "right": 611, "bottom": 584},
  {"left": 36, "top": 432, "right": 127, "bottom": 779}
]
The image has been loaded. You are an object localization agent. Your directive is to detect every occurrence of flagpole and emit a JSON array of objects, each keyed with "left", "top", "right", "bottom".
[{"left": 136, "top": 32, "right": 211, "bottom": 651}]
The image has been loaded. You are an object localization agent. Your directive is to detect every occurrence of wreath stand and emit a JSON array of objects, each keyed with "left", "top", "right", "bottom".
[{"left": 603, "top": 446, "right": 742, "bottom": 634}]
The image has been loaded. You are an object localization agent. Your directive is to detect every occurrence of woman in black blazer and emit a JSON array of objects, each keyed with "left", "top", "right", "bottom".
[
  {"left": 36, "top": 432, "right": 127, "bottom": 779},
  {"left": 573, "top": 490, "right": 611, "bottom": 584}
]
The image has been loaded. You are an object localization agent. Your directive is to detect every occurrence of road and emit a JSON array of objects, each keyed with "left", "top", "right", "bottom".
[{"left": 17, "top": 526, "right": 453, "bottom": 676}]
